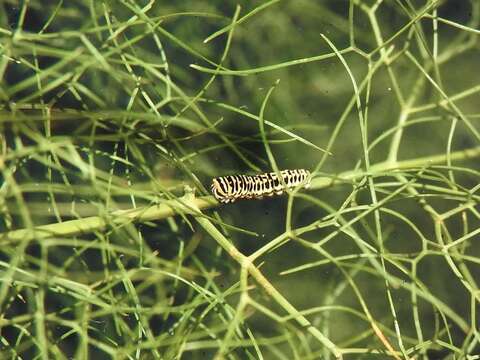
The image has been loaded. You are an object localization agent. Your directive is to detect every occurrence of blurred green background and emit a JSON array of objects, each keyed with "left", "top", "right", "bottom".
[{"left": 0, "top": 1, "right": 479, "bottom": 359}]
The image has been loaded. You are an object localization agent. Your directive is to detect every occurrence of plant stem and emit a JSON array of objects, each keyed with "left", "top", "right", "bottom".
[{"left": 2, "top": 146, "right": 479, "bottom": 243}]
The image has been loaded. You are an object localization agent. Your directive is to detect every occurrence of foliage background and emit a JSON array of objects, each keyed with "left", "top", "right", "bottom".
[{"left": 0, "top": 0, "right": 479, "bottom": 359}]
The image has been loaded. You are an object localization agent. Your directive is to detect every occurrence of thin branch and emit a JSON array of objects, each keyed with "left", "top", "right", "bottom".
[{"left": 1, "top": 146, "right": 479, "bottom": 243}]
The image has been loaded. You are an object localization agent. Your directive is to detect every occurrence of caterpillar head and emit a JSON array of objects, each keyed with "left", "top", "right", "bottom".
[{"left": 211, "top": 178, "right": 231, "bottom": 203}]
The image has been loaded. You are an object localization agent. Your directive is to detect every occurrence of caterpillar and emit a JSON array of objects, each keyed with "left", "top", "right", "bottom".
[{"left": 211, "top": 169, "right": 311, "bottom": 203}]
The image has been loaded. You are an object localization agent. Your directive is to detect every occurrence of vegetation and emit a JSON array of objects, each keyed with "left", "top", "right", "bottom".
[{"left": 0, "top": 1, "right": 479, "bottom": 359}]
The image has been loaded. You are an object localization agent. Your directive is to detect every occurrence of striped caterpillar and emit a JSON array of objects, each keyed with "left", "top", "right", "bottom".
[{"left": 211, "top": 169, "right": 311, "bottom": 203}]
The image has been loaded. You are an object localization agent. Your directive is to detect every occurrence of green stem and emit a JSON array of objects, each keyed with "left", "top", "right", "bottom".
[
  {"left": 311, "top": 146, "right": 480, "bottom": 189},
  {"left": 193, "top": 208, "right": 343, "bottom": 359},
  {"left": 1, "top": 146, "right": 479, "bottom": 243}
]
